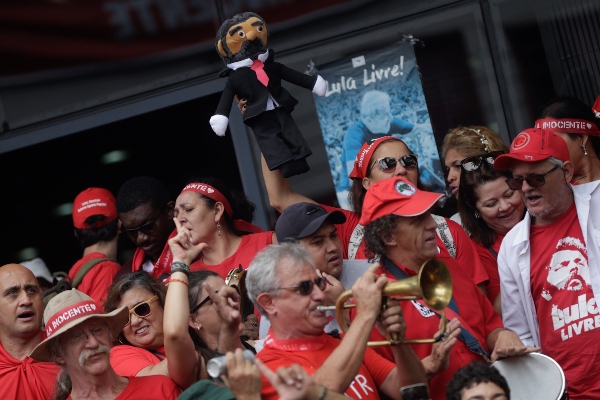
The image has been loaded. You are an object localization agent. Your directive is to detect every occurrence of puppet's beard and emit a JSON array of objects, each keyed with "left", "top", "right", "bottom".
[{"left": 231, "top": 39, "right": 267, "bottom": 62}]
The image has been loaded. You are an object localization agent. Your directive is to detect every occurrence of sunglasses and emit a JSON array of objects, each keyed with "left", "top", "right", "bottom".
[
  {"left": 125, "top": 295, "right": 159, "bottom": 326},
  {"left": 277, "top": 277, "right": 327, "bottom": 296},
  {"left": 190, "top": 290, "right": 219, "bottom": 314},
  {"left": 505, "top": 165, "right": 561, "bottom": 190},
  {"left": 122, "top": 209, "right": 163, "bottom": 239},
  {"left": 369, "top": 154, "right": 419, "bottom": 174},
  {"left": 460, "top": 151, "right": 504, "bottom": 172}
]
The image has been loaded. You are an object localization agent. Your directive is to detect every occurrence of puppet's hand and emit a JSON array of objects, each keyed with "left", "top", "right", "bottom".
[
  {"left": 210, "top": 115, "right": 229, "bottom": 136},
  {"left": 312, "top": 76, "right": 326, "bottom": 97}
]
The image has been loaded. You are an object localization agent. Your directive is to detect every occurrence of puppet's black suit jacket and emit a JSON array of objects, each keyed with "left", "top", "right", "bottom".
[{"left": 215, "top": 50, "right": 318, "bottom": 121}]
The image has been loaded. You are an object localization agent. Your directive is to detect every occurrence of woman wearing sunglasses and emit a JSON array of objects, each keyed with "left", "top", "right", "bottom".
[
  {"left": 457, "top": 159, "right": 526, "bottom": 314},
  {"left": 104, "top": 271, "right": 214, "bottom": 389},
  {"left": 441, "top": 126, "right": 508, "bottom": 223},
  {"left": 261, "top": 136, "right": 489, "bottom": 294}
]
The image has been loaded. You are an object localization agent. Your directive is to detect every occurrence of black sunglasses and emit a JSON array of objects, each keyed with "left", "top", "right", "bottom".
[
  {"left": 122, "top": 209, "right": 163, "bottom": 239},
  {"left": 460, "top": 151, "right": 504, "bottom": 172},
  {"left": 505, "top": 165, "right": 561, "bottom": 190},
  {"left": 369, "top": 154, "right": 419, "bottom": 174},
  {"left": 277, "top": 277, "right": 327, "bottom": 296},
  {"left": 125, "top": 295, "right": 158, "bottom": 326},
  {"left": 190, "top": 290, "right": 219, "bottom": 314}
]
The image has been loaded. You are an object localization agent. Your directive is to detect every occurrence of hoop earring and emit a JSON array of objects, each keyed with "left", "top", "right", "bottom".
[{"left": 217, "top": 222, "right": 222, "bottom": 236}]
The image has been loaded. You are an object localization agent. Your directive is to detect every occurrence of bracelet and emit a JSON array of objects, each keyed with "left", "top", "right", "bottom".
[
  {"left": 169, "top": 278, "right": 189, "bottom": 287},
  {"left": 171, "top": 261, "right": 190, "bottom": 276},
  {"left": 317, "top": 385, "right": 327, "bottom": 400}
]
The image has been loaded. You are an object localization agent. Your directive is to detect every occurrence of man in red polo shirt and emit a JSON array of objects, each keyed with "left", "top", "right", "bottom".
[
  {"left": 69, "top": 187, "right": 121, "bottom": 306},
  {"left": 0, "top": 264, "right": 59, "bottom": 398},
  {"left": 359, "top": 177, "right": 537, "bottom": 400}
]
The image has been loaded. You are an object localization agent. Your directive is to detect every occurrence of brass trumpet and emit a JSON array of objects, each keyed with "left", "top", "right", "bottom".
[{"left": 317, "top": 259, "right": 452, "bottom": 347}]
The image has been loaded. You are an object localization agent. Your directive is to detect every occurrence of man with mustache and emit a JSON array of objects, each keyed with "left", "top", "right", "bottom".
[
  {"left": 30, "top": 289, "right": 179, "bottom": 399},
  {"left": 0, "top": 263, "right": 59, "bottom": 399}
]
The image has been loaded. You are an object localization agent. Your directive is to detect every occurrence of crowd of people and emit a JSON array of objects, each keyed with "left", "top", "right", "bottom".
[{"left": 1, "top": 94, "right": 599, "bottom": 400}]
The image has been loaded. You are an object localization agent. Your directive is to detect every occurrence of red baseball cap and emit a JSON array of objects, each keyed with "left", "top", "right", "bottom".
[
  {"left": 72, "top": 188, "right": 117, "bottom": 229},
  {"left": 494, "top": 128, "right": 570, "bottom": 171},
  {"left": 593, "top": 95, "right": 600, "bottom": 119},
  {"left": 359, "top": 177, "right": 444, "bottom": 225},
  {"left": 349, "top": 136, "right": 401, "bottom": 179}
]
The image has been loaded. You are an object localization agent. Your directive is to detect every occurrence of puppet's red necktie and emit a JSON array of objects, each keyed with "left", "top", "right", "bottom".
[{"left": 251, "top": 60, "right": 269, "bottom": 87}]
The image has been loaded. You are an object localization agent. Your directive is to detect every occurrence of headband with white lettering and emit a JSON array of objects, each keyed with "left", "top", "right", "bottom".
[
  {"left": 181, "top": 182, "right": 264, "bottom": 234},
  {"left": 534, "top": 118, "right": 599, "bottom": 137},
  {"left": 181, "top": 183, "right": 234, "bottom": 217},
  {"left": 45, "top": 300, "right": 98, "bottom": 338}
]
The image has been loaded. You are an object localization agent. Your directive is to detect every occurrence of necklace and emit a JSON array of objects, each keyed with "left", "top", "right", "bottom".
[{"left": 572, "top": 175, "right": 587, "bottom": 185}]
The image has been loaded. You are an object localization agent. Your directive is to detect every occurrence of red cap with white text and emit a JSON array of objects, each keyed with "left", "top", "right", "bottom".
[{"left": 72, "top": 187, "right": 117, "bottom": 229}]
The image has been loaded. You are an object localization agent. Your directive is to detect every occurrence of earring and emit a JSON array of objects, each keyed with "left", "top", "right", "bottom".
[
  {"left": 475, "top": 212, "right": 480, "bottom": 219},
  {"left": 196, "top": 324, "right": 200, "bottom": 330},
  {"left": 582, "top": 143, "right": 589, "bottom": 156},
  {"left": 217, "top": 222, "right": 222, "bottom": 236}
]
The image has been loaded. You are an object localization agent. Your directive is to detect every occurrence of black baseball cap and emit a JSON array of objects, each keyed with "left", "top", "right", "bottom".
[{"left": 275, "top": 203, "right": 347, "bottom": 242}]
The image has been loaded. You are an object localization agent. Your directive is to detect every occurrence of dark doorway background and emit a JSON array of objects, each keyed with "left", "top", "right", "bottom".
[{"left": 0, "top": 93, "right": 243, "bottom": 273}]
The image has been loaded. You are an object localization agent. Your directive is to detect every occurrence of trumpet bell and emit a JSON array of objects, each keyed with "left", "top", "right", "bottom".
[{"left": 335, "top": 258, "right": 453, "bottom": 346}]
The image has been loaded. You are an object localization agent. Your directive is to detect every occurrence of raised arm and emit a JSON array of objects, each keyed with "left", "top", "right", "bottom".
[
  {"left": 163, "top": 218, "right": 207, "bottom": 389},
  {"left": 261, "top": 155, "right": 316, "bottom": 212},
  {"left": 308, "top": 264, "right": 385, "bottom": 391}
]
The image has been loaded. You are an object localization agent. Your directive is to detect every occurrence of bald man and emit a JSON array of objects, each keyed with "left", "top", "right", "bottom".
[{"left": 0, "top": 264, "right": 59, "bottom": 398}]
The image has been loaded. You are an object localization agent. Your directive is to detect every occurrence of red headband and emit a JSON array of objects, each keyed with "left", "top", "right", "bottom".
[
  {"left": 534, "top": 118, "right": 599, "bottom": 136},
  {"left": 45, "top": 300, "right": 99, "bottom": 338},
  {"left": 181, "top": 183, "right": 233, "bottom": 217},
  {"left": 593, "top": 96, "right": 600, "bottom": 119},
  {"left": 181, "top": 183, "right": 264, "bottom": 234}
]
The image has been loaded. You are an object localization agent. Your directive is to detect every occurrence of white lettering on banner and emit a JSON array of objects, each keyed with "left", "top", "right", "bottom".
[
  {"left": 325, "top": 57, "right": 406, "bottom": 97},
  {"left": 347, "top": 374, "right": 374, "bottom": 399},
  {"left": 103, "top": 0, "right": 212, "bottom": 39},
  {"left": 551, "top": 293, "right": 600, "bottom": 341}
]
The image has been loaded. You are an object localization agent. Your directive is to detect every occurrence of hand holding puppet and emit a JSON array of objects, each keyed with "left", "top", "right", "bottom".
[{"left": 209, "top": 12, "right": 327, "bottom": 178}]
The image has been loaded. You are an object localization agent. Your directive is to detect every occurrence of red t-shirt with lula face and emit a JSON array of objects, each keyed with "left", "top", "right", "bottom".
[{"left": 530, "top": 203, "right": 600, "bottom": 399}]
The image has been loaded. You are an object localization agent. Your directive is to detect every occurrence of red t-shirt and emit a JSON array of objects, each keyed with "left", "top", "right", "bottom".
[
  {"left": 529, "top": 203, "right": 600, "bottom": 399},
  {"left": 473, "top": 235, "right": 504, "bottom": 305},
  {"left": 190, "top": 231, "right": 274, "bottom": 279},
  {"left": 66, "top": 375, "right": 180, "bottom": 400},
  {"left": 357, "top": 258, "right": 502, "bottom": 400},
  {"left": 0, "top": 338, "right": 60, "bottom": 399},
  {"left": 258, "top": 331, "right": 393, "bottom": 400},
  {"left": 110, "top": 345, "right": 164, "bottom": 377},
  {"left": 69, "top": 252, "right": 120, "bottom": 307},
  {"left": 320, "top": 205, "right": 489, "bottom": 287}
]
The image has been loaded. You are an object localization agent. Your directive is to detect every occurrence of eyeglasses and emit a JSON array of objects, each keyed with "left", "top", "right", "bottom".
[
  {"left": 125, "top": 295, "right": 159, "bottom": 326},
  {"left": 276, "top": 277, "right": 327, "bottom": 296},
  {"left": 190, "top": 291, "right": 219, "bottom": 314},
  {"left": 67, "top": 324, "right": 110, "bottom": 345},
  {"left": 369, "top": 154, "right": 419, "bottom": 174},
  {"left": 460, "top": 151, "right": 504, "bottom": 172},
  {"left": 122, "top": 209, "right": 164, "bottom": 239},
  {"left": 505, "top": 165, "right": 561, "bottom": 190}
]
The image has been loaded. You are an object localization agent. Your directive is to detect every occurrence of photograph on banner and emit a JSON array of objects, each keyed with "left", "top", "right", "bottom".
[{"left": 312, "top": 41, "right": 445, "bottom": 210}]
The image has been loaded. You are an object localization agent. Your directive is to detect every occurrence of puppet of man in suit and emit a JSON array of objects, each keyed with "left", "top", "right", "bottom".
[{"left": 209, "top": 12, "right": 327, "bottom": 178}]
